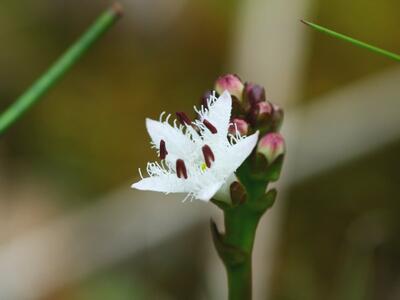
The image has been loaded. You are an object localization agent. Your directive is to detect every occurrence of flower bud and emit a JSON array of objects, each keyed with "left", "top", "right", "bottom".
[
  {"left": 230, "top": 181, "right": 247, "bottom": 206},
  {"left": 244, "top": 82, "right": 266, "bottom": 106},
  {"left": 249, "top": 101, "right": 273, "bottom": 125},
  {"left": 215, "top": 74, "right": 244, "bottom": 101},
  {"left": 257, "top": 133, "right": 285, "bottom": 164},
  {"left": 271, "top": 104, "right": 284, "bottom": 131},
  {"left": 229, "top": 118, "right": 249, "bottom": 136},
  {"left": 231, "top": 97, "right": 246, "bottom": 117}
]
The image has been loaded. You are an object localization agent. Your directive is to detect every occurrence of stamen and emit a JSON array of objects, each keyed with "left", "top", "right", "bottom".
[
  {"left": 176, "top": 159, "right": 188, "bottom": 179},
  {"left": 159, "top": 139, "right": 168, "bottom": 159},
  {"left": 176, "top": 112, "right": 191, "bottom": 125},
  {"left": 202, "top": 145, "right": 215, "bottom": 168},
  {"left": 138, "top": 168, "right": 144, "bottom": 179},
  {"left": 159, "top": 111, "right": 166, "bottom": 122},
  {"left": 201, "top": 90, "right": 213, "bottom": 109},
  {"left": 203, "top": 119, "right": 217, "bottom": 134}
]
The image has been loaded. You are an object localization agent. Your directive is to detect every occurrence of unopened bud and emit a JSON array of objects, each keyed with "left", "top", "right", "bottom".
[
  {"left": 231, "top": 97, "right": 246, "bottom": 117},
  {"left": 249, "top": 101, "right": 273, "bottom": 125},
  {"left": 230, "top": 181, "right": 247, "bottom": 206},
  {"left": 271, "top": 104, "right": 284, "bottom": 131},
  {"left": 244, "top": 82, "right": 266, "bottom": 106},
  {"left": 229, "top": 118, "right": 249, "bottom": 136},
  {"left": 257, "top": 133, "right": 285, "bottom": 164},
  {"left": 215, "top": 74, "right": 244, "bottom": 101}
]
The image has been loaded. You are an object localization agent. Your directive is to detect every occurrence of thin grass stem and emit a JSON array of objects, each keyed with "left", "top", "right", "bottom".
[
  {"left": 0, "top": 3, "right": 123, "bottom": 135},
  {"left": 301, "top": 20, "right": 400, "bottom": 62}
]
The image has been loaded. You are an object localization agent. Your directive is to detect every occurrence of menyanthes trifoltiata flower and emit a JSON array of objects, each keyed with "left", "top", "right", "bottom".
[
  {"left": 131, "top": 74, "right": 286, "bottom": 299},
  {"left": 131, "top": 91, "right": 259, "bottom": 202}
]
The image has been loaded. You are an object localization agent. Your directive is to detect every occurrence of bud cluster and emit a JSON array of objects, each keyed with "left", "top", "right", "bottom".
[
  {"left": 208, "top": 75, "right": 286, "bottom": 290},
  {"left": 213, "top": 74, "right": 285, "bottom": 167}
]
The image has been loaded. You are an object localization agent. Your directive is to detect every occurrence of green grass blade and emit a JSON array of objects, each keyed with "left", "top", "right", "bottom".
[
  {"left": 0, "top": 3, "right": 123, "bottom": 136},
  {"left": 301, "top": 20, "right": 400, "bottom": 62}
]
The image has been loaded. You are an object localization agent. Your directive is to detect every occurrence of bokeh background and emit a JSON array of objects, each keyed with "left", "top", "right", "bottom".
[{"left": 0, "top": 0, "right": 400, "bottom": 299}]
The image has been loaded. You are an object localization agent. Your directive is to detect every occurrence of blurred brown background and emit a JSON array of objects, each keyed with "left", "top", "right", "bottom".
[{"left": 0, "top": 0, "right": 399, "bottom": 299}]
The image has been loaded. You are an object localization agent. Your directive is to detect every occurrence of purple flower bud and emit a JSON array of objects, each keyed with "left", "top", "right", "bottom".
[
  {"left": 257, "top": 133, "right": 285, "bottom": 164},
  {"left": 230, "top": 181, "right": 247, "bottom": 205},
  {"left": 229, "top": 118, "right": 249, "bottom": 136},
  {"left": 244, "top": 82, "right": 266, "bottom": 106},
  {"left": 249, "top": 101, "right": 273, "bottom": 125},
  {"left": 271, "top": 104, "right": 284, "bottom": 131},
  {"left": 215, "top": 74, "right": 244, "bottom": 100},
  {"left": 257, "top": 101, "right": 273, "bottom": 115}
]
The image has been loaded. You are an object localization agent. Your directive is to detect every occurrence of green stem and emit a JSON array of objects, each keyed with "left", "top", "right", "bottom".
[
  {"left": 301, "top": 20, "right": 400, "bottom": 62},
  {"left": 0, "top": 3, "right": 123, "bottom": 135},
  {"left": 214, "top": 161, "right": 271, "bottom": 300},
  {"left": 224, "top": 208, "right": 261, "bottom": 300},
  {"left": 212, "top": 161, "right": 279, "bottom": 299}
]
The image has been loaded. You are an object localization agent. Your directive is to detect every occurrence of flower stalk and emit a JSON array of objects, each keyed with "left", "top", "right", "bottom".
[
  {"left": 210, "top": 75, "right": 285, "bottom": 300},
  {"left": 212, "top": 161, "right": 279, "bottom": 300},
  {"left": 211, "top": 176, "right": 276, "bottom": 299},
  {"left": 0, "top": 3, "right": 123, "bottom": 136}
]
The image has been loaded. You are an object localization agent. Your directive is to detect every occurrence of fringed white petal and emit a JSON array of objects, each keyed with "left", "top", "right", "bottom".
[
  {"left": 213, "top": 173, "right": 237, "bottom": 203},
  {"left": 223, "top": 131, "right": 259, "bottom": 175},
  {"left": 146, "top": 118, "right": 196, "bottom": 162},
  {"left": 198, "top": 90, "right": 232, "bottom": 138},
  {"left": 131, "top": 175, "right": 186, "bottom": 193},
  {"left": 195, "top": 181, "right": 224, "bottom": 201}
]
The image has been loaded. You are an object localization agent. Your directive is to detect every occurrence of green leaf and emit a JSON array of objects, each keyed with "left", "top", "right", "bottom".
[
  {"left": 265, "top": 154, "right": 284, "bottom": 182},
  {"left": 210, "top": 219, "right": 248, "bottom": 266},
  {"left": 249, "top": 188, "right": 277, "bottom": 214},
  {"left": 211, "top": 198, "right": 231, "bottom": 210}
]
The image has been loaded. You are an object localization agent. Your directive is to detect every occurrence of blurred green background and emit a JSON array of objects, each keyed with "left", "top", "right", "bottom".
[{"left": 0, "top": 0, "right": 399, "bottom": 299}]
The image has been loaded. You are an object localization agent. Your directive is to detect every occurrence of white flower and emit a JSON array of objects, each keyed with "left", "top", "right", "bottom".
[{"left": 131, "top": 91, "right": 259, "bottom": 202}]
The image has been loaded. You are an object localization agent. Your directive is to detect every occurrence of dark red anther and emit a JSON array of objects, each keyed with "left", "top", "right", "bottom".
[
  {"left": 176, "top": 159, "right": 188, "bottom": 179},
  {"left": 201, "top": 90, "right": 213, "bottom": 109},
  {"left": 176, "top": 112, "right": 191, "bottom": 125},
  {"left": 203, "top": 119, "right": 217, "bottom": 134},
  {"left": 202, "top": 145, "right": 215, "bottom": 168},
  {"left": 159, "top": 139, "right": 168, "bottom": 160}
]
